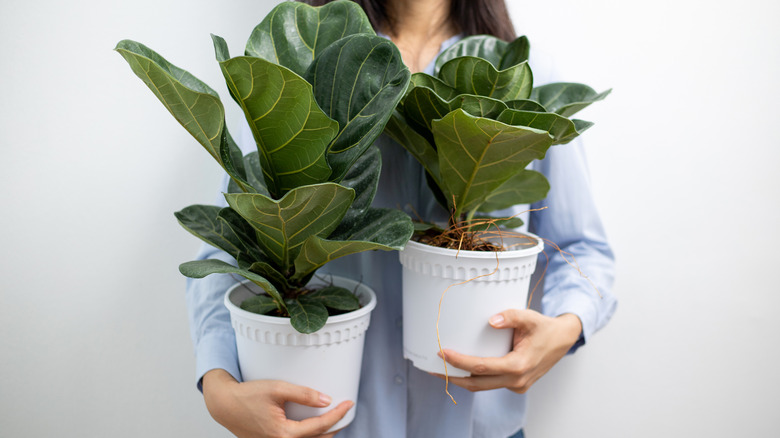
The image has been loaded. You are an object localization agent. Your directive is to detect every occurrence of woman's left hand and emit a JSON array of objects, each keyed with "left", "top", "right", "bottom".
[{"left": 434, "top": 310, "right": 583, "bottom": 393}]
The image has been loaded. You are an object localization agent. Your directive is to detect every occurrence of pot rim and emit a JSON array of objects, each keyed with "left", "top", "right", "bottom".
[
  {"left": 224, "top": 276, "right": 377, "bottom": 326},
  {"left": 403, "top": 231, "right": 544, "bottom": 259}
]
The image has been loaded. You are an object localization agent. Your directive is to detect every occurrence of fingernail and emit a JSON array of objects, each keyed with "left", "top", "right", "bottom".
[
  {"left": 489, "top": 314, "right": 504, "bottom": 326},
  {"left": 319, "top": 393, "right": 332, "bottom": 406}
]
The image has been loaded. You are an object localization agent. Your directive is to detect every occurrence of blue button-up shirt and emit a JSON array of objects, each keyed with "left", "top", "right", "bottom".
[{"left": 186, "top": 34, "right": 616, "bottom": 438}]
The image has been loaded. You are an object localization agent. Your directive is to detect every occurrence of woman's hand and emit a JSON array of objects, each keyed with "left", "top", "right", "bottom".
[
  {"left": 435, "top": 310, "right": 583, "bottom": 393},
  {"left": 202, "top": 369, "right": 353, "bottom": 438}
]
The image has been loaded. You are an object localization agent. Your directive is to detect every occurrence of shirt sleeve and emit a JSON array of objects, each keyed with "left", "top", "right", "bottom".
[
  {"left": 529, "top": 138, "right": 618, "bottom": 353},
  {"left": 185, "top": 240, "right": 243, "bottom": 392}
]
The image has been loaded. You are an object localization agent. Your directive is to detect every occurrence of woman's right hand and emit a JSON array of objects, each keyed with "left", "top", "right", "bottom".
[{"left": 202, "top": 369, "right": 353, "bottom": 438}]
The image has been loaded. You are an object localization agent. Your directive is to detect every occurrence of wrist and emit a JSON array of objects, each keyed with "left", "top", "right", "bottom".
[{"left": 555, "top": 313, "right": 583, "bottom": 347}]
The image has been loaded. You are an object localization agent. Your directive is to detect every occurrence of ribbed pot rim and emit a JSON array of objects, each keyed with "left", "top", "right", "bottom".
[
  {"left": 402, "top": 232, "right": 544, "bottom": 259},
  {"left": 224, "top": 276, "right": 377, "bottom": 326}
]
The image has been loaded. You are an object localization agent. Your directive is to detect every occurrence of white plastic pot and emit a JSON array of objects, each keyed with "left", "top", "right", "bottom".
[
  {"left": 399, "top": 234, "right": 543, "bottom": 377},
  {"left": 225, "top": 276, "right": 377, "bottom": 432}
]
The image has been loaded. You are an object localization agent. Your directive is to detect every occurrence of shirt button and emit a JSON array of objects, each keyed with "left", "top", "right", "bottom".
[{"left": 394, "top": 374, "right": 405, "bottom": 385}]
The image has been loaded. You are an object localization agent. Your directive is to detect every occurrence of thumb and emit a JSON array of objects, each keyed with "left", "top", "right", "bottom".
[{"left": 488, "top": 308, "right": 538, "bottom": 329}]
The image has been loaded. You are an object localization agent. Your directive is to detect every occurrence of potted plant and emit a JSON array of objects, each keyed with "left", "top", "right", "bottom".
[
  {"left": 383, "top": 34, "right": 609, "bottom": 377},
  {"left": 116, "top": 0, "right": 412, "bottom": 430}
]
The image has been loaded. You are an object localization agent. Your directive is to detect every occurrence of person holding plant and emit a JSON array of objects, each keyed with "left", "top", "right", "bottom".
[{"left": 190, "top": 0, "right": 617, "bottom": 437}]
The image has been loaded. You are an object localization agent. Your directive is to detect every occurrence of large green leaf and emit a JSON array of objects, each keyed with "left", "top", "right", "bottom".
[
  {"left": 305, "top": 34, "right": 410, "bottom": 181},
  {"left": 477, "top": 169, "right": 550, "bottom": 212},
  {"left": 432, "top": 109, "right": 554, "bottom": 219},
  {"left": 300, "top": 286, "right": 359, "bottom": 311},
  {"left": 224, "top": 183, "right": 355, "bottom": 272},
  {"left": 495, "top": 109, "right": 580, "bottom": 144},
  {"left": 287, "top": 298, "right": 328, "bottom": 333},
  {"left": 179, "top": 259, "right": 284, "bottom": 311},
  {"left": 218, "top": 56, "right": 338, "bottom": 198},
  {"left": 115, "top": 40, "right": 250, "bottom": 192},
  {"left": 245, "top": 0, "right": 375, "bottom": 77},
  {"left": 227, "top": 152, "right": 269, "bottom": 195},
  {"left": 292, "top": 208, "right": 413, "bottom": 281},
  {"left": 434, "top": 35, "right": 508, "bottom": 74},
  {"left": 409, "top": 73, "right": 458, "bottom": 100},
  {"left": 338, "top": 145, "right": 381, "bottom": 225},
  {"left": 175, "top": 205, "right": 264, "bottom": 263},
  {"left": 438, "top": 57, "right": 533, "bottom": 101},
  {"left": 530, "top": 83, "right": 612, "bottom": 118},
  {"left": 499, "top": 36, "right": 530, "bottom": 70},
  {"left": 384, "top": 111, "right": 441, "bottom": 185},
  {"left": 240, "top": 294, "right": 278, "bottom": 315},
  {"left": 402, "top": 88, "right": 508, "bottom": 134}
]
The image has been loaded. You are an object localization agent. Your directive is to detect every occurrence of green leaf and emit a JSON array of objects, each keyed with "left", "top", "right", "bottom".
[
  {"left": 467, "top": 215, "right": 525, "bottom": 231},
  {"left": 288, "top": 298, "right": 329, "bottom": 334},
  {"left": 434, "top": 35, "right": 508, "bottom": 74},
  {"left": 305, "top": 34, "right": 410, "bottom": 182},
  {"left": 432, "top": 109, "right": 554, "bottom": 219},
  {"left": 240, "top": 294, "right": 278, "bottom": 315},
  {"left": 338, "top": 145, "right": 381, "bottom": 225},
  {"left": 175, "top": 205, "right": 263, "bottom": 262},
  {"left": 496, "top": 109, "right": 579, "bottom": 144},
  {"left": 245, "top": 0, "right": 375, "bottom": 77},
  {"left": 409, "top": 73, "right": 458, "bottom": 101},
  {"left": 227, "top": 152, "right": 270, "bottom": 195},
  {"left": 530, "top": 83, "right": 611, "bottom": 117},
  {"left": 218, "top": 56, "right": 338, "bottom": 198},
  {"left": 384, "top": 111, "right": 441, "bottom": 185},
  {"left": 224, "top": 183, "right": 355, "bottom": 272},
  {"left": 499, "top": 36, "right": 530, "bottom": 70},
  {"left": 438, "top": 57, "right": 533, "bottom": 101},
  {"left": 292, "top": 208, "right": 413, "bottom": 281},
  {"left": 179, "top": 259, "right": 284, "bottom": 311},
  {"left": 505, "top": 99, "right": 547, "bottom": 112},
  {"left": 300, "top": 286, "right": 360, "bottom": 311},
  {"left": 115, "top": 40, "right": 250, "bottom": 191},
  {"left": 477, "top": 169, "right": 551, "bottom": 212},
  {"left": 246, "top": 260, "right": 291, "bottom": 291},
  {"left": 402, "top": 88, "right": 508, "bottom": 134}
]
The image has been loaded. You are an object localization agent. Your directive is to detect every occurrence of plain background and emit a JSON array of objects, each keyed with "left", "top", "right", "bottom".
[{"left": 1, "top": 0, "right": 778, "bottom": 436}]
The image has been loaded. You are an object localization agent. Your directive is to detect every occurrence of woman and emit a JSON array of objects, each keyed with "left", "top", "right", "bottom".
[{"left": 189, "top": 1, "right": 617, "bottom": 437}]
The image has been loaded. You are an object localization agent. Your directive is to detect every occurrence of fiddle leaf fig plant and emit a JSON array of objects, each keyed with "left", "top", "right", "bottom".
[
  {"left": 116, "top": 0, "right": 413, "bottom": 333},
  {"left": 385, "top": 34, "right": 610, "bottom": 234}
]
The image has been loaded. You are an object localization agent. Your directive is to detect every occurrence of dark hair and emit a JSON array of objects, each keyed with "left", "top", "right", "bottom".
[{"left": 302, "top": 0, "right": 516, "bottom": 42}]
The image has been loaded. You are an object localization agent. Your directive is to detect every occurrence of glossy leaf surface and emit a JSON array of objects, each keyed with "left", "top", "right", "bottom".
[
  {"left": 179, "top": 259, "right": 284, "bottom": 309},
  {"left": 301, "top": 286, "right": 360, "bottom": 311},
  {"left": 305, "top": 34, "right": 410, "bottom": 181},
  {"left": 288, "top": 298, "right": 329, "bottom": 333},
  {"left": 224, "top": 183, "right": 355, "bottom": 271},
  {"left": 432, "top": 109, "right": 553, "bottom": 218},
  {"left": 434, "top": 35, "right": 508, "bottom": 74},
  {"left": 240, "top": 294, "right": 278, "bottom": 315},
  {"left": 384, "top": 111, "right": 441, "bottom": 185},
  {"left": 115, "top": 40, "right": 250, "bottom": 191},
  {"left": 438, "top": 57, "right": 533, "bottom": 101},
  {"left": 219, "top": 56, "right": 338, "bottom": 198},
  {"left": 293, "top": 207, "right": 413, "bottom": 281},
  {"left": 477, "top": 169, "right": 550, "bottom": 212},
  {"left": 245, "top": 0, "right": 374, "bottom": 77},
  {"left": 175, "top": 205, "right": 264, "bottom": 263},
  {"left": 530, "top": 83, "right": 612, "bottom": 118}
]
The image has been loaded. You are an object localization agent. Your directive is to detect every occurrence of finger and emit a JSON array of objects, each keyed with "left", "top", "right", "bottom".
[
  {"left": 290, "top": 400, "right": 354, "bottom": 437},
  {"left": 489, "top": 308, "right": 539, "bottom": 329},
  {"left": 430, "top": 373, "right": 510, "bottom": 392},
  {"left": 268, "top": 380, "right": 332, "bottom": 408},
  {"left": 439, "top": 349, "right": 514, "bottom": 376}
]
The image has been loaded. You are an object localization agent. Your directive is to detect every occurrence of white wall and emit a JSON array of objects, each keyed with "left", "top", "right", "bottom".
[{"left": 0, "top": 0, "right": 777, "bottom": 437}]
